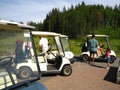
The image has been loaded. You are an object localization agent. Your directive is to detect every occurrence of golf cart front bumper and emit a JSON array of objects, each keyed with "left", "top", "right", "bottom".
[{"left": 69, "top": 58, "right": 76, "bottom": 64}]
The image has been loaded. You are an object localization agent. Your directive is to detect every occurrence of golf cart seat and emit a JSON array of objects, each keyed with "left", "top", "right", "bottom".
[{"left": 54, "top": 55, "right": 62, "bottom": 69}]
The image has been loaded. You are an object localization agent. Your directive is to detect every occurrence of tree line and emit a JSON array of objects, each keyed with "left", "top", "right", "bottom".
[{"left": 28, "top": 1, "right": 120, "bottom": 39}]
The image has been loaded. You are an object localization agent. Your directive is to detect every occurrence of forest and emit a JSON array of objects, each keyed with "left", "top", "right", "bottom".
[{"left": 27, "top": 1, "right": 120, "bottom": 55}]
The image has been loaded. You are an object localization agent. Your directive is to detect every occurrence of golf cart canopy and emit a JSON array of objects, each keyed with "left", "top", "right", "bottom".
[
  {"left": 60, "top": 34, "right": 68, "bottom": 38},
  {"left": 0, "top": 20, "right": 41, "bottom": 90},
  {"left": 87, "top": 34, "right": 109, "bottom": 38},
  {"left": 32, "top": 31, "right": 61, "bottom": 36},
  {"left": 24, "top": 31, "right": 68, "bottom": 38},
  {"left": 0, "top": 20, "right": 35, "bottom": 30}
]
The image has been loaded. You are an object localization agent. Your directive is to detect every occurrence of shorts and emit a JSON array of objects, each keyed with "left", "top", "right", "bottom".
[
  {"left": 107, "top": 58, "right": 111, "bottom": 62},
  {"left": 90, "top": 51, "right": 97, "bottom": 54}
]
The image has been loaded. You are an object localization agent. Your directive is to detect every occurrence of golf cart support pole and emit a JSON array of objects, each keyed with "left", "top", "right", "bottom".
[{"left": 106, "top": 37, "right": 111, "bottom": 50}]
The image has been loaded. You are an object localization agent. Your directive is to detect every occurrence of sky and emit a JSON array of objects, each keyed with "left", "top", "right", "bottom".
[{"left": 0, "top": 0, "right": 120, "bottom": 23}]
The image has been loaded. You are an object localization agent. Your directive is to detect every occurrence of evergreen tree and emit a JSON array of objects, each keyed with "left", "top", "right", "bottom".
[{"left": 28, "top": 2, "right": 120, "bottom": 39}]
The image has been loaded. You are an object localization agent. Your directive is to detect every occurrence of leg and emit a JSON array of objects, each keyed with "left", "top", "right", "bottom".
[
  {"left": 100, "top": 48, "right": 105, "bottom": 55},
  {"left": 89, "top": 52, "right": 92, "bottom": 63},
  {"left": 92, "top": 54, "right": 95, "bottom": 64},
  {"left": 108, "top": 58, "right": 110, "bottom": 67},
  {"left": 107, "top": 62, "right": 110, "bottom": 67},
  {"left": 107, "top": 62, "right": 110, "bottom": 69},
  {"left": 91, "top": 51, "right": 97, "bottom": 64},
  {"left": 106, "top": 58, "right": 110, "bottom": 69}
]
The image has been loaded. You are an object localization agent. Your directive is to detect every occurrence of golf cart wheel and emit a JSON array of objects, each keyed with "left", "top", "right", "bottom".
[
  {"left": 61, "top": 65, "right": 72, "bottom": 76},
  {"left": 18, "top": 67, "right": 32, "bottom": 79},
  {"left": 110, "top": 56, "right": 116, "bottom": 63},
  {"left": 82, "top": 54, "right": 89, "bottom": 62}
]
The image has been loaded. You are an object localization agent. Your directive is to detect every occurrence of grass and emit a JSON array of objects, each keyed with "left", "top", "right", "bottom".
[
  {"left": 109, "top": 39, "right": 120, "bottom": 57},
  {"left": 69, "top": 39, "right": 82, "bottom": 56}
]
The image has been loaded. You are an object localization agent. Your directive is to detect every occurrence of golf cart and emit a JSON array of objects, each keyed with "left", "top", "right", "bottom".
[
  {"left": 16, "top": 31, "right": 72, "bottom": 78},
  {"left": 0, "top": 20, "right": 47, "bottom": 90},
  {"left": 81, "top": 34, "right": 116, "bottom": 63}
]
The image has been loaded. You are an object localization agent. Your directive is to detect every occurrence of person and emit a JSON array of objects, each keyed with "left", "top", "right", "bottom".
[
  {"left": 88, "top": 34, "right": 98, "bottom": 64},
  {"left": 15, "top": 39, "right": 23, "bottom": 63},
  {"left": 82, "top": 38, "right": 88, "bottom": 52},
  {"left": 106, "top": 47, "right": 111, "bottom": 70},
  {"left": 97, "top": 43, "right": 105, "bottom": 56},
  {"left": 24, "top": 41, "right": 31, "bottom": 59},
  {"left": 39, "top": 36, "right": 49, "bottom": 53}
]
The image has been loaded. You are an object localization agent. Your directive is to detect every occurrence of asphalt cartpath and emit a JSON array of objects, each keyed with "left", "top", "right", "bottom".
[{"left": 40, "top": 57, "right": 120, "bottom": 90}]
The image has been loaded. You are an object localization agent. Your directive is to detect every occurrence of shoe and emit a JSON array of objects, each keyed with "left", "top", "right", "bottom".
[
  {"left": 91, "top": 62, "right": 94, "bottom": 65},
  {"left": 90, "top": 62, "right": 94, "bottom": 66},
  {"left": 106, "top": 67, "right": 110, "bottom": 70}
]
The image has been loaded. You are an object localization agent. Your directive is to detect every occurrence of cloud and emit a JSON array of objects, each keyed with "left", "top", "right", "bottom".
[{"left": 84, "top": 0, "right": 120, "bottom": 7}]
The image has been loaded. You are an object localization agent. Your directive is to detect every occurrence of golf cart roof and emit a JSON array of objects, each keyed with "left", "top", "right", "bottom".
[
  {"left": 31, "top": 31, "right": 61, "bottom": 36},
  {"left": 24, "top": 31, "right": 69, "bottom": 38},
  {"left": 87, "top": 34, "right": 109, "bottom": 38},
  {"left": 0, "top": 19, "right": 35, "bottom": 30},
  {"left": 60, "top": 34, "right": 68, "bottom": 37},
  {"left": 32, "top": 31, "right": 69, "bottom": 37}
]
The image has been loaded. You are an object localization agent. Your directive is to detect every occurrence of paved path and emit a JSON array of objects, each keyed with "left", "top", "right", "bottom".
[{"left": 40, "top": 58, "right": 120, "bottom": 90}]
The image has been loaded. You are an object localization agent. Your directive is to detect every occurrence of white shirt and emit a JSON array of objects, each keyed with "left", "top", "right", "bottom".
[{"left": 39, "top": 37, "right": 48, "bottom": 53}]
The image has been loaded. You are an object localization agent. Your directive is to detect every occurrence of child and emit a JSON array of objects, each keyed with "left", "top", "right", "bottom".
[{"left": 106, "top": 48, "right": 111, "bottom": 69}]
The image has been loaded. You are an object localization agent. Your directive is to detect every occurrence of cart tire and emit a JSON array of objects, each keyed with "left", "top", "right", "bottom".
[
  {"left": 82, "top": 54, "right": 89, "bottom": 62},
  {"left": 18, "top": 67, "right": 32, "bottom": 79},
  {"left": 110, "top": 56, "right": 116, "bottom": 63},
  {"left": 61, "top": 65, "right": 72, "bottom": 76}
]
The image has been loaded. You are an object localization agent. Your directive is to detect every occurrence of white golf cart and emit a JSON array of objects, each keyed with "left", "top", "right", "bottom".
[
  {"left": 16, "top": 31, "right": 72, "bottom": 79},
  {"left": 0, "top": 20, "right": 47, "bottom": 90},
  {"left": 81, "top": 34, "right": 116, "bottom": 63}
]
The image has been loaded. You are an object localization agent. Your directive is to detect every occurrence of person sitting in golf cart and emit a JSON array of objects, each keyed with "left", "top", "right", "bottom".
[
  {"left": 97, "top": 43, "right": 105, "bottom": 56},
  {"left": 82, "top": 38, "right": 88, "bottom": 52}
]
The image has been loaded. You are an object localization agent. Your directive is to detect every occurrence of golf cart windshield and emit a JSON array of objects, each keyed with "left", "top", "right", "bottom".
[
  {"left": 0, "top": 20, "right": 40, "bottom": 90},
  {"left": 60, "top": 35, "right": 70, "bottom": 51},
  {"left": 32, "top": 31, "right": 65, "bottom": 56}
]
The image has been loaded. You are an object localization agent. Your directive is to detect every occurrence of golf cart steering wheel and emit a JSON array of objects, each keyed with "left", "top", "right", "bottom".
[
  {"left": 0, "top": 57, "right": 16, "bottom": 69},
  {"left": 47, "top": 45, "right": 56, "bottom": 57},
  {"left": 0, "top": 57, "right": 16, "bottom": 85}
]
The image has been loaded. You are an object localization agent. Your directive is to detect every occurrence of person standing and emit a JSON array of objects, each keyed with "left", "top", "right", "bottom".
[
  {"left": 106, "top": 48, "right": 111, "bottom": 69},
  {"left": 88, "top": 34, "right": 98, "bottom": 64},
  {"left": 39, "top": 36, "right": 49, "bottom": 53}
]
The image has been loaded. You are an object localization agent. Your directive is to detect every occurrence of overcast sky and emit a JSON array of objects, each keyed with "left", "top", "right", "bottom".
[{"left": 0, "top": 0, "right": 119, "bottom": 23}]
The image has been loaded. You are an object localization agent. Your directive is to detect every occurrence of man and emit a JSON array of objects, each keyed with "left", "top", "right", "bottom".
[
  {"left": 39, "top": 36, "right": 49, "bottom": 53},
  {"left": 88, "top": 34, "right": 98, "bottom": 64}
]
